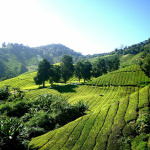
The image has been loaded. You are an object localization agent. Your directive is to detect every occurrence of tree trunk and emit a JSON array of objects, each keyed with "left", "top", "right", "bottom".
[
  {"left": 51, "top": 81, "right": 53, "bottom": 87},
  {"left": 43, "top": 81, "right": 45, "bottom": 87}
]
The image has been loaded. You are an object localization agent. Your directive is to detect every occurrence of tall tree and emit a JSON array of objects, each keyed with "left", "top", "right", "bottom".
[
  {"left": 49, "top": 65, "right": 61, "bottom": 86},
  {"left": 82, "top": 60, "right": 92, "bottom": 82},
  {"left": 74, "top": 60, "right": 83, "bottom": 83},
  {"left": 34, "top": 59, "right": 51, "bottom": 87},
  {"left": 92, "top": 58, "right": 107, "bottom": 78},
  {"left": 61, "top": 55, "right": 74, "bottom": 84}
]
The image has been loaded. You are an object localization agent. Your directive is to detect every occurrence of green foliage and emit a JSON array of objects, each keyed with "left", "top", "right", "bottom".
[
  {"left": 0, "top": 100, "right": 31, "bottom": 117},
  {"left": 142, "top": 53, "right": 150, "bottom": 75},
  {"left": 49, "top": 65, "right": 61, "bottom": 86},
  {"left": 25, "top": 110, "right": 55, "bottom": 131},
  {"left": 0, "top": 87, "right": 89, "bottom": 149},
  {"left": 74, "top": 60, "right": 83, "bottom": 83},
  {"left": 0, "top": 117, "right": 24, "bottom": 150},
  {"left": 34, "top": 59, "right": 51, "bottom": 87},
  {"left": 82, "top": 60, "right": 92, "bottom": 82},
  {"left": 92, "top": 58, "right": 107, "bottom": 77},
  {"left": 61, "top": 55, "right": 74, "bottom": 83},
  {"left": 131, "top": 133, "right": 148, "bottom": 150},
  {"left": 0, "top": 87, "right": 9, "bottom": 100},
  {"left": 118, "top": 137, "right": 132, "bottom": 150},
  {"left": 135, "top": 114, "right": 150, "bottom": 134}
]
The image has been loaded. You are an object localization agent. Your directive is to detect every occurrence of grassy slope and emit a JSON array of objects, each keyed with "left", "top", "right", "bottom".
[
  {"left": 0, "top": 64, "right": 150, "bottom": 150},
  {"left": 28, "top": 85, "right": 150, "bottom": 150},
  {"left": 89, "top": 64, "right": 150, "bottom": 86},
  {"left": 120, "top": 52, "right": 143, "bottom": 68}
]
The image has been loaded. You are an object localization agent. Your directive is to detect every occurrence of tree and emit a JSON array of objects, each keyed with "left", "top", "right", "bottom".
[
  {"left": 74, "top": 60, "right": 83, "bottom": 83},
  {"left": 82, "top": 60, "right": 92, "bottom": 82},
  {"left": 61, "top": 55, "right": 74, "bottom": 84},
  {"left": 92, "top": 58, "right": 107, "bottom": 77},
  {"left": 34, "top": 59, "right": 51, "bottom": 87},
  {"left": 97, "top": 58, "right": 107, "bottom": 74},
  {"left": 49, "top": 65, "right": 61, "bottom": 86},
  {"left": 112, "top": 56, "right": 120, "bottom": 71}
]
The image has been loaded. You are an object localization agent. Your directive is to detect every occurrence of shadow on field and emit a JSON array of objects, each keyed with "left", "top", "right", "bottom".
[{"left": 52, "top": 85, "right": 78, "bottom": 93}]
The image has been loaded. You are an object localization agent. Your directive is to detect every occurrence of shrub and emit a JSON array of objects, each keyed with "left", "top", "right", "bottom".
[
  {"left": 0, "top": 99, "right": 32, "bottom": 117},
  {"left": 0, "top": 87, "right": 9, "bottom": 100},
  {"left": 0, "top": 117, "right": 24, "bottom": 150},
  {"left": 26, "top": 110, "right": 55, "bottom": 131},
  {"left": 135, "top": 114, "right": 150, "bottom": 134}
]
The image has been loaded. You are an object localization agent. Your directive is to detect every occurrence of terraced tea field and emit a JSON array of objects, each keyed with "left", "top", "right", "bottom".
[
  {"left": 88, "top": 64, "right": 150, "bottom": 86},
  {"left": 28, "top": 84, "right": 150, "bottom": 150},
  {"left": 0, "top": 64, "right": 150, "bottom": 149}
]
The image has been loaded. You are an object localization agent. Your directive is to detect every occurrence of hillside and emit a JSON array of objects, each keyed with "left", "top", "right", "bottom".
[
  {"left": 28, "top": 85, "right": 150, "bottom": 150},
  {"left": 89, "top": 64, "right": 150, "bottom": 86},
  {"left": 0, "top": 43, "right": 83, "bottom": 80},
  {"left": 26, "top": 65, "right": 150, "bottom": 149},
  {"left": 0, "top": 63, "right": 150, "bottom": 149},
  {"left": 0, "top": 38, "right": 150, "bottom": 81}
]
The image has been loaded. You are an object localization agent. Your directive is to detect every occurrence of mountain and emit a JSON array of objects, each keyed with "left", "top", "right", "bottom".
[{"left": 0, "top": 43, "right": 83, "bottom": 80}]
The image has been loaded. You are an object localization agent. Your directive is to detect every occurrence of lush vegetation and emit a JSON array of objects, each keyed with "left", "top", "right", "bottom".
[
  {"left": 0, "top": 38, "right": 150, "bottom": 150},
  {"left": 1, "top": 37, "right": 150, "bottom": 81},
  {"left": 89, "top": 64, "right": 150, "bottom": 86},
  {"left": 0, "top": 87, "right": 88, "bottom": 150},
  {"left": 0, "top": 43, "right": 83, "bottom": 80}
]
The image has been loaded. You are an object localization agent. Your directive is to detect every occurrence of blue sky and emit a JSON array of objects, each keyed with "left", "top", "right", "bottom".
[{"left": 0, "top": 0, "right": 150, "bottom": 55}]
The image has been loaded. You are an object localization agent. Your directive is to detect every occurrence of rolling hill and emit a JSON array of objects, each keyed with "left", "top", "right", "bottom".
[
  {"left": 0, "top": 43, "right": 83, "bottom": 80},
  {"left": 0, "top": 38, "right": 150, "bottom": 149},
  {"left": 0, "top": 63, "right": 150, "bottom": 149},
  {"left": 26, "top": 65, "right": 150, "bottom": 150}
]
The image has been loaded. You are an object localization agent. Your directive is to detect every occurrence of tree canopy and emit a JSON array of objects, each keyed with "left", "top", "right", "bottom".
[
  {"left": 82, "top": 60, "right": 92, "bottom": 82},
  {"left": 49, "top": 65, "right": 61, "bottom": 86},
  {"left": 61, "top": 55, "right": 74, "bottom": 83},
  {"left": 74, "top": 60, "right": 83, "bottom": 83},
  {"left": 34, "top": 59, "right": 51, "bottom": 87}
]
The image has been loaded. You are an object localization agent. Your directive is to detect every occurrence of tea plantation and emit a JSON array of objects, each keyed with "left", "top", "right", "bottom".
[{"left": 0, "top": 64, "right": 150, "bottom": 150}]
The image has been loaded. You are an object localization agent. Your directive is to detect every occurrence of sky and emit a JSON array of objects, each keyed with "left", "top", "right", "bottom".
[{"left": 0, "top": 0, "right": 150, "bottom": 55}]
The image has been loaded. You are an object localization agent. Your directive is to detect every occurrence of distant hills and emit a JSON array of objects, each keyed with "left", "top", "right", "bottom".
[
  {"left": 0, "top": 38, "right": 150, "bottom": 80},
  {"left": 0, "top": 43, "right": 84, "bottom": 80}
]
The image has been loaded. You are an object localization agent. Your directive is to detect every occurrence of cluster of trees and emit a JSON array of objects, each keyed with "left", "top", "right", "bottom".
[
  {"left": 34, "top": 55, "right": 120, "bottom": 87},
  {"left": 110, "top": 38, "right": 150, "bottom": 57}
]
